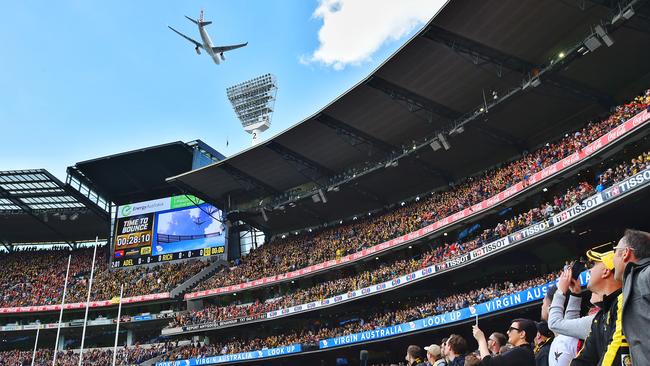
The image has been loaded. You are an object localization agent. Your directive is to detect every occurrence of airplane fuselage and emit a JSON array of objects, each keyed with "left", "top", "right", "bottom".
[{"left": 198, "top": 25, "right": 221, "bottom": 64}]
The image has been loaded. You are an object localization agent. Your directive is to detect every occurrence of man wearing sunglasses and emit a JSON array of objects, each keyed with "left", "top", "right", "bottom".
[
  {"left": 570, "top": 246, "right": 628, "bottom": 366},
  {"left": 613, "top": 229, "right": 650, "bottom": 366},
  {"left": 472, "top": 318, "right": 536, "bottom": 365}
]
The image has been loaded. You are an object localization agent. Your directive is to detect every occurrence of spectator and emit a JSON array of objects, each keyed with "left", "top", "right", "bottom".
[
  {"left": 548, "top": 268, "right": 595, "bottom": 340},
  {"left": 405, "top": 345, "right": 426, "bottom": 366},
  {"left": 465, "top": 353, "right": 481, "bottom": 366},
  {"left": 472, "top": 318, "right": 536, "bottom": 366},
  {"left": 424, "top": 344, "right": 446, "bottom": 366},
  {"left": 613, "top": 229, "right": 650, "bottom": 365},
  {"left": 540, "top": 285, "right": 578, "bottom": 366},
  {"left": 571, "top": 247, "right": 627, "bottom": 366},
  {"left": 534, "top": 321, "right": 553, "bottom": 366},
  {"left": 441, "top": 337, "right": 449, "bottom": 363},
  {"left": 445, "top": 334, "right": 468, "bottom": 366},
  {"left": 487, "top": 333, "right": 506, "bottom": 356}
]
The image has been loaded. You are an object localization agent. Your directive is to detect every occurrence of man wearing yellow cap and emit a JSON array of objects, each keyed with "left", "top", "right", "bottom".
[{"left": 570, "top": 246, "right": 629, "bottom": 366}]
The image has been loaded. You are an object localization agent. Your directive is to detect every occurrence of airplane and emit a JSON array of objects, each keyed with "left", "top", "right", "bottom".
[{"left": 168, "top": 10, "right": 247, "bottom": 65}]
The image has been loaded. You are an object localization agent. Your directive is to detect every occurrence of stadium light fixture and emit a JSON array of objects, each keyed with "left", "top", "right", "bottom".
[
  {"left": 595, "top": 25, "right": 614, "bottom": 47},
  {"left": 400, "top": 202, "right": 405, "bottom": 206},
  {"left": 260, "top": 207, "right": 268, "bottom": 222},
  {"left": 622, "top": 7, "right": 635, "bottom": 20},
  {"left": 558, "top": 52, "right": 565, "bottom": 59},
  {"left": 443, "top": 232, "right": 448, "bottom": 236},
  {"left": 543, "top": 187, "right": 548, "bottom": 192},
  {"left": 226, "top": 73, "right": 278, "bottom": 145},
  {"left": 281, "top": 234, "right": 286, "bottom": 239},
  {"left": 429, "top": 139, "right": 442, "bottom": 151},
  {"left": 437, "top": 133, "right": 451, "bottom": 150},
  {"left": 583, "top": 34, "right": 602, "bottom": 52}
]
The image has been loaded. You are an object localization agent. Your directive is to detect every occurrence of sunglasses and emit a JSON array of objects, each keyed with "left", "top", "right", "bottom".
[
  {"left": 612, "top": 245, "right": 634, "bottom": 251},
  {"left": 507, "top": 326, "right": 521, "bottom": 333}
]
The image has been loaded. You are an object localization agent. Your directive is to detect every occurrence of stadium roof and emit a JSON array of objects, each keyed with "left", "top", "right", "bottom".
[
  {"left": 0, "top": 169, "right": 109, "bottom": 246},
  {"left": 68, "top": 140, "right": 224, "bottom": 206},
  {"left": 169, "top": 0, "right": 650, "bottom": 233}
]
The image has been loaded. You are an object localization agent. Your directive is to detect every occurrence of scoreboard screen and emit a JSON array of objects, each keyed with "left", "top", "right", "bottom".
[{"left": 111, "top": 195, "right": 227, "bottom": 268}]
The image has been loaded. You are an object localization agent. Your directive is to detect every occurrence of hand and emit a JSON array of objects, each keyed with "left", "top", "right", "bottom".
[
  {"left": 569, "top": 277, "right": 582, "bottom": 295},
  {"left": 472, "top": 325, "right": 485, "bottom": 341},
  {"left": 557, "top": 267, "right": 572, "bottom": 294}
]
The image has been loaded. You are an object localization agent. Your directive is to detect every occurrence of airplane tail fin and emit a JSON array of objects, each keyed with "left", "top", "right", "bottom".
[{"left": 185, "top": 16, "right": 212, "bottom": 27}]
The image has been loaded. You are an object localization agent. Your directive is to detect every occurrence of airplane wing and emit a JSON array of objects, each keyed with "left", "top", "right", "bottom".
[
  {"left": 211, "top": 42, "right": 248, "bottom": 53},
  {"left": 168, "top": 26, "right": 203, "bottom": 49}
]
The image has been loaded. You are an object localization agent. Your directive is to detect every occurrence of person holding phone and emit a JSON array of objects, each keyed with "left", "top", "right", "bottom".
[
  {"left": 541, "top": 284, "right": 579, "bottom": 366},
  {"left": 472, "top": 318, "right": 536, "bottom": 365},
  {"left": 548, "top": 267, "right": 596, "bottom": 340}
]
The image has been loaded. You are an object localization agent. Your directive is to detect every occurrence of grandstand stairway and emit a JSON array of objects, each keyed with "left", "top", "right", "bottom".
[{"left": 170, "top": 259, "right": 228, "bottom": 298}]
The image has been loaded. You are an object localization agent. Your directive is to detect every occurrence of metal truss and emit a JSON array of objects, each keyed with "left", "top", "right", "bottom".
[{"left": 422, "top": 25, "right": 615, "bottom": 108}]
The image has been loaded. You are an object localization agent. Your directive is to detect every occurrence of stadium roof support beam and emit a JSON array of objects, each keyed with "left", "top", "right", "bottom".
[
  {"left": 366, "top": 76, "right": 463, "bottom": 122},
  {"left": 422, "top": 25, "right": 616, "bottom": 108},
  {"left": 264, "top": 141, "right": 330, "bottom": 186},
  {"left": 265, "top": 141, "right": 386, "bottom": 205},
  {"left": 0, "top": 185, "right": 77, "bottom": 248},
  {"left": 315, "top": 113, "right": 396, "bottom": 155},
  {"left": 221, "top": 163, "right": 280, "bottom": 195},
  {"left": 315, "top": 113, "right": 451, "bottom": 181},
  {"left": 472, "top": 124, "right": 528, "bottom": 152},
  {"left": 2, "top": 241, "right": 12, "bottom": 252}
]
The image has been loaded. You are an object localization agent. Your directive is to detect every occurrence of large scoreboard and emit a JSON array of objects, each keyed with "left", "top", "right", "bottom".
[{"left": 111, "top": 195, "right": 227, "bottom": 268}]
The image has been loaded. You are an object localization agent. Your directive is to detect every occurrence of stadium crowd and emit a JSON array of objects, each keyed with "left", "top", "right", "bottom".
[
  {"left": 195, "top": 90, "right": 650, "bottom": 292},
  {"left": 159, "top": 271, "right": 557, "bottom": 362},
  {"left": 169, "top": 148, "right": 649, "bottom": 329},
  {"left": 0, "top": 90, "right": 647, "bottom": 311},
  {"left": 0, "top": 343, "right": 169, "bottom": 366},
  {"left": 0, "top": 248, "right": 210, "bottom": 307}
]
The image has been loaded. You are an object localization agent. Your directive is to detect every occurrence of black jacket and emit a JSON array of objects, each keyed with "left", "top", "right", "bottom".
[
  {"left": 480, "top": 344, "right": 535, "bottom": 366},
  {"left": 535, "top": 341, "right": 551, "bottom": 366},
  {"left": 570, "top": 289, "right": 630, "bottom": 366}
]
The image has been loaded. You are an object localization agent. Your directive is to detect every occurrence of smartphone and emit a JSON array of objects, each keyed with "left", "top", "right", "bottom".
[
  {"left": 475, "top": 314, "right": 479, "bottom": 326},
  {"left": 571, "top": 261, "right": 586, "bottom": 280}
]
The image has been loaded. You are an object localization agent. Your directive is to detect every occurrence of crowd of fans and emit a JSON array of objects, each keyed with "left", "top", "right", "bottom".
[
  {"left": 0, "top": 247, "right": 210, "bottom": 307},
  {"left": 195, "top": 90, "right": 650, "bottom": 292},
  {"left": 168, "top": 148, "right": 649, "bottom": 329},
  {"left": 0, "top": 91, "right": 647, "bottom": 311},
  {"left": 0, "top": 343, "right": 169, "bottom": 366},
  {"left": 159, "top": 271, "right": 557, "bottom": 362}
]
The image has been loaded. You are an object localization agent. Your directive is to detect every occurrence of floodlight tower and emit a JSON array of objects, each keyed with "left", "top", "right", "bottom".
[{"left": 226, "top": 73, "right": 278, "bottom": 145}]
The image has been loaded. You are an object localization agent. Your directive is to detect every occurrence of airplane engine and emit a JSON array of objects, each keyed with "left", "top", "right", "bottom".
[
  {"left": 220, "top": 52, "right": 225, "bottom": 61},
  {"left": 195, "top": 46, "right": 201, "bottom": 55}
]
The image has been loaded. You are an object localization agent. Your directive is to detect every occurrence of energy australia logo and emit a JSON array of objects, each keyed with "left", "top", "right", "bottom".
[{"left": 121, "top": 205, "right": 133, "bottom": 217}]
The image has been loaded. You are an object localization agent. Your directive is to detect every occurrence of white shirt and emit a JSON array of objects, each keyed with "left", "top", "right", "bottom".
[{"left": 548, "top": 334, "right": 578, "bottom": 366}]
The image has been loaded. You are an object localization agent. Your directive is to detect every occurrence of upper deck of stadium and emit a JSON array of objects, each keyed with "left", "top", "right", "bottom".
[{"left": 168, "top": 0, "right": 650, "bottom": 234}]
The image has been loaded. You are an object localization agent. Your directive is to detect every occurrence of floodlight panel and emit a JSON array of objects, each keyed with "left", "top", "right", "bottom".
[{"left": 227, "top": 73, "right": 278, "bottom": 134}]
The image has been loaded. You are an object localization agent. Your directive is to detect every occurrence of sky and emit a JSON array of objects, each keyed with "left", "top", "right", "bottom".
[{"left": 0, "top": 0, "right": 447, "bottom": 180}]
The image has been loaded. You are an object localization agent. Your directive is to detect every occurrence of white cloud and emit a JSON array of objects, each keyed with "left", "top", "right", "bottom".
[{"left": 304, "top": 0, "right": 447, "bottom": 70}]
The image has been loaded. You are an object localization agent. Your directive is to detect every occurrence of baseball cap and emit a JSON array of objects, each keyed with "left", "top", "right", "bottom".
[
  {"left": 586, "top": 244, "right": 615, "bottom": 270},
  {"left": 424, "top": 344, "right": 441, "bottom": 357}
]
